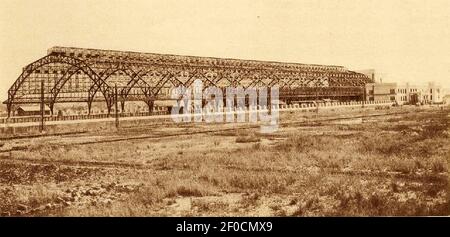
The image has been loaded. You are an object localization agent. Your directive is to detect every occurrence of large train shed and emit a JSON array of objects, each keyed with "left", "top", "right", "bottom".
[{"left": 3, "top": 47, "right": 372, "bottom": 117}]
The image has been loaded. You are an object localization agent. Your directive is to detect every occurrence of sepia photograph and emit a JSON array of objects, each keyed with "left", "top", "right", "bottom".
[{"left": 0, "top": 0, "right": 449, "bottom": 224}]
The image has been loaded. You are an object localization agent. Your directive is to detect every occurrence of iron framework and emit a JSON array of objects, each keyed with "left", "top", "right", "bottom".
[{"left": 4, "top": 46, "right": 373, "bottom": 117}]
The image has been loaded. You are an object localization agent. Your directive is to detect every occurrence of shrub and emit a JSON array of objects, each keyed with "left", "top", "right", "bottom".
[
  {"left": 235, "top": 135, "right": 260, "bottom": 143},
  {"left": 431, "top": 160, "right": 447, "bottom": 173}
]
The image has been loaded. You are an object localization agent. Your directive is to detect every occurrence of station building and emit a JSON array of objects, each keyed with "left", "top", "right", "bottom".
[
  {"left": 395, "top": 82, "right": 444, "bottom": 105},
  {"left": 365, "top": 81, "right": 444, "bottom": 105}
]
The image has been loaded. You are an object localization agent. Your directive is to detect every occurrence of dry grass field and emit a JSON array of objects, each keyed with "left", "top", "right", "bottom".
[{"left": 0, "top": 106, "right": 449, "bottom": 216}]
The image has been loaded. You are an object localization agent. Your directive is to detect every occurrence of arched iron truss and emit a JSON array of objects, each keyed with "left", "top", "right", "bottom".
[{"left": 3, "top": 47, "right": 373, "bottom": 117}]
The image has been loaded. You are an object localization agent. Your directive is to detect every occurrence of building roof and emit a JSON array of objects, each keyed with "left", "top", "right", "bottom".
[
  {"left": 17, "top": 105, "right": 50, "bottom": 112},
  {"left": 153, "top": 100, "right": 177, "bottom": 107},
  {"left": 48, "top": 46, "right": 351, "bottom": 72},
  {"left": 365, "top": 82, "right": 397, "bottom": 86}
]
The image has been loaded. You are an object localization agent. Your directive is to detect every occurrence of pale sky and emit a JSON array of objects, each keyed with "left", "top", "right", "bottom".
[{"left": 1, "top": 0, "right": 449, "bottom": 101}]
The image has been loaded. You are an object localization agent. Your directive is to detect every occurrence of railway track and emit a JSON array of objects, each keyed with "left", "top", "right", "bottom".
[
  {"left": 0, "top": 109, "right": 420, "bottom": 154},
  {"left": 0, "top": 131, "right": 88, "bottom": 141}
]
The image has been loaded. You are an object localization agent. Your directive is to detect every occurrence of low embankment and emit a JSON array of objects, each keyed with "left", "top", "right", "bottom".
[{"left": 0, "top": 100, "right": 394, "bottom": 137}]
